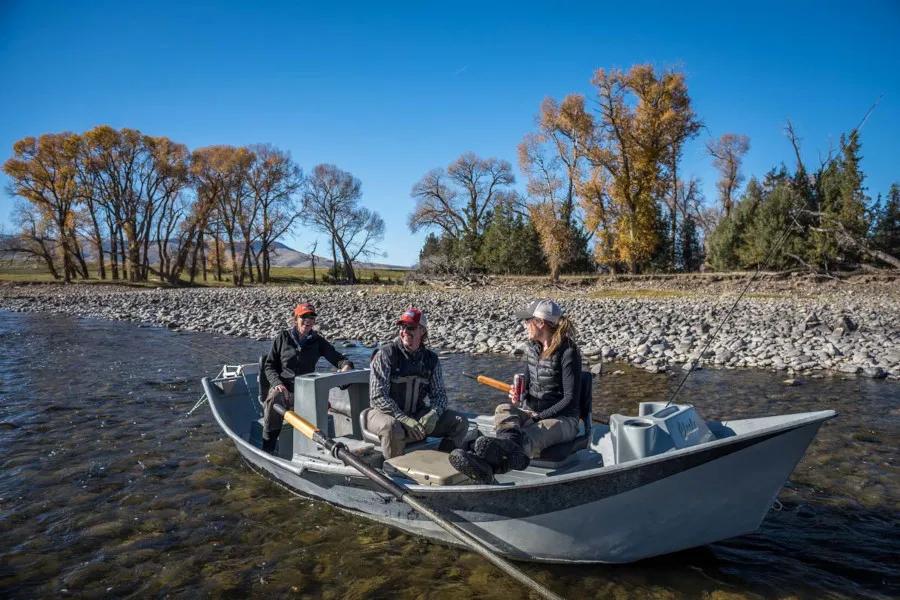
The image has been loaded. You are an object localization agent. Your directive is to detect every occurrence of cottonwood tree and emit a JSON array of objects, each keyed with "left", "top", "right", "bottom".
[
  {"left": 707, "top": 134, "right": 750, "bottom": 218},
  {"left": 302, "top": 164, "right": 384, "bottom": 284},
  {"left": 586, "top": 65, "right": 699, "bottom": 273},
  {"left": 518, "top": 95, "right": 595, "bottom": 278},
  {"left": 191, "top": 145, "right": 255, "bottom": 285},
  {"left": 79, "top": 126, "right": 190, "bottom": 282},
  {"left": 4, "top": 132, "right": 88, "bottom": 282},
  {"left": 409, "top": 152, "right": 514, "bottom": 268},
  {"left": 3, "top": 200, "right": 61, "bottom": 278},
  {"left": 247, "top": 144, "right": 303, "bottom": 283}
]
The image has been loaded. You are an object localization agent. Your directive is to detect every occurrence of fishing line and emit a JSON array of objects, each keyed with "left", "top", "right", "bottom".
[
  {"left": 664, "top": 100, "right": 881, "bottom": 407},
  {"left": 664, "top": 212, "right": 802, "bottom": 407}
]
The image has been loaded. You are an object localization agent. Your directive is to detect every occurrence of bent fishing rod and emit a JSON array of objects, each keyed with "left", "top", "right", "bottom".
[{"left": 665, "top": 101, "right": 881, "bottom": 408}]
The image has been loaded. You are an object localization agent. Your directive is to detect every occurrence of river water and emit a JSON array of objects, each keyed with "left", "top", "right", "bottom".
[{"left": 0, "top": 310, "right": 897, "bottom": 599}]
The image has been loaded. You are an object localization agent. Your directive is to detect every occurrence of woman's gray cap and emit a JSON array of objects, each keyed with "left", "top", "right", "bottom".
[{"left": 515, "top": 299, "right": 563, "bottom": 324}]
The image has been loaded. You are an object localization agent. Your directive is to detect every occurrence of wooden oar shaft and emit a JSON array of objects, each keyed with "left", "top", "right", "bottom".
[
  {"left": 282, "top": 410, "right": 319, "bottom": 439},
  {"left": 272, "top": 405, "right": 563, "bottom": 600},
  {"left": 462, "top": 372, "right": 510, "bottom": 393}
]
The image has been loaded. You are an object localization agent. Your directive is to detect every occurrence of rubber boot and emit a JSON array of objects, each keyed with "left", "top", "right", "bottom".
[
  {"left": 492, "top": 429, "right": 531, "bottom": 472},
  {"left": 448, "top": 449, "right": 495, "bottom": 484},
  {"left": 262, "top": 434, "right": 279, "bottom": 454}
]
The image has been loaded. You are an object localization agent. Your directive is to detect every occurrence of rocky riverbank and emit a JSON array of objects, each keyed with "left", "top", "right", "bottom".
[{"left": 1, "top": 279, "right": 898, "bottom": 379}]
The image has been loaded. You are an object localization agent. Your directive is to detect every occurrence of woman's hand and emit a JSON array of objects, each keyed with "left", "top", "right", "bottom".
[{"left": 508, "top": 384, "right": 518, "bottom": 405}]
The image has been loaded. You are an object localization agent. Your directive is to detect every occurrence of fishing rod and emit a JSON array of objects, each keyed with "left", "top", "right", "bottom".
[{"left": 665, "top": 101, "right": 881, "bottom": 407}]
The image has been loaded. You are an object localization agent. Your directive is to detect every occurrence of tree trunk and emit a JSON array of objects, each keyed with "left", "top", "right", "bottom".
[
  {"left": 87, "top": 199, "right": 106, "bottom": 280},
  {"left": 331, "top": 238, "right": 339, "bottom": 282},
  {"left": 226, "top": 232, "right": 240, "bottom": 286},
  {"left": 200, "top": 234, "right": 207, "bottom": 282},
  {"left": 118, "top": 227, "right": 128, "bottom": 281}
]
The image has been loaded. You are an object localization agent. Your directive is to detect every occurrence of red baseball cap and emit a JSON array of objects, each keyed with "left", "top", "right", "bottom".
[
  {"left": 397, "top": 307, "right": 428, "bottom": 330},
  {"left": 293, "top": 303, "right": 317, "bottom": 318}
]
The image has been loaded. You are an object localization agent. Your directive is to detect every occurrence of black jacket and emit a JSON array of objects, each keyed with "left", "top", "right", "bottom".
[
  {"left": 264, "top": 328, "right": 354, "bottom": 389},
  {"left": 522, "top": 338, "right": 581, "bottom": 421}
]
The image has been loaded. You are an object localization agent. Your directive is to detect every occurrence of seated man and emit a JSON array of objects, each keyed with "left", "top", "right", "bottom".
[
  {"left": 367, "top": 307, "right": 469, "bottom": 458},
  {"left": 262, "top": 302, "right": 354, "bottom": 453}
]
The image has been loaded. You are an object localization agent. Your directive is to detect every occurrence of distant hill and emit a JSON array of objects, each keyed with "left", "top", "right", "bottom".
[{"left": 0, "top": 235, "right": 411, "bottom": 271}]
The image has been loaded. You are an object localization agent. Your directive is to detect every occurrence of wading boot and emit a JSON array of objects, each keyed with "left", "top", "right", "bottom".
[
  {"left": 448, "top": 449, "right": 495, "bottom": 484},
  {"left": 262, "top": 435, "right": 279, "bottom": 454},
  {"left": 475, "top": 430, "right": 530, "bottom": 473}
]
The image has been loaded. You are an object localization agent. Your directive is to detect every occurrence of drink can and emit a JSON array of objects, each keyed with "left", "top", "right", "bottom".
[{"left": 513, "top": 374, "right": 525, "bottom": 405}]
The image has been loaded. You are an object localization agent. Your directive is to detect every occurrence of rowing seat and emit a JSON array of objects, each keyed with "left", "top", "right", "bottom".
[{"left": 530, "top": 371, "right": 593, "bottom": 468}]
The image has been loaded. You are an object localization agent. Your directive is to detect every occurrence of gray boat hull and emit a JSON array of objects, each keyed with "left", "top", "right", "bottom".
[{"left": 203, "top": 368, "right": 834, "bottom": 563}]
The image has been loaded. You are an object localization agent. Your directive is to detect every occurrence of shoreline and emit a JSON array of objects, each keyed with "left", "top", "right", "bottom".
[{"left": 1, "top": 280, "right": 898, "bottom": 380}]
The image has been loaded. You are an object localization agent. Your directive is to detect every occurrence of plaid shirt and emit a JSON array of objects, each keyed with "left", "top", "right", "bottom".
[{"left": 369, "top": 339, "right": 448, "bottom": 417}]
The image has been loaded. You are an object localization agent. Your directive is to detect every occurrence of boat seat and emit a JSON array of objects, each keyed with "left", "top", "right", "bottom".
[
  {"left": 258, "top": 353, "right": 357, "bottom": 422},
  {"left": 531, "top": 371, "right": 593, "bottom": 467}
]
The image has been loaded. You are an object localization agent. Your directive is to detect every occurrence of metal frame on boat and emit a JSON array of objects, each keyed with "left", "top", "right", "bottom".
[{"left": 201, "top": 363, "right": 835, "bottom": 564}]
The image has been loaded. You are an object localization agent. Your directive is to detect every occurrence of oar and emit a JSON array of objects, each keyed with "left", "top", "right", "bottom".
[
  {"left": 462, "top": 372, "right": 510, "bottom": 393},
  {"left": 271, "top": 404, "right": 563, "bottom": 600},
  {"left": 464, "top": 372, "right": 609, "bottom": 426}
]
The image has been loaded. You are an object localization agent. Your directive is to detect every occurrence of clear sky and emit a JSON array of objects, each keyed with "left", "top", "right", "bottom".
[{"left": 1, "top": 1, "right": 898, "bottom": 267}]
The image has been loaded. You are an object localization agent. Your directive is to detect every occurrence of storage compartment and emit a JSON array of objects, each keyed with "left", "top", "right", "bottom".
[
  {"left": 610, "top": 403, "right": 715, "bottom": 464},
  {"left": 384, "top": 450, "right": 470, "bottom": 486}
]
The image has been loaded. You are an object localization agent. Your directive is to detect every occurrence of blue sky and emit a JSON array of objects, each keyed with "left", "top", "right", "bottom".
[{"left": 1, "top": 1, "right": 898, "bottom": 266}]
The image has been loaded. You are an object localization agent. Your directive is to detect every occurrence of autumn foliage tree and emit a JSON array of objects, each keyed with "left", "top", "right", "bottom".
[
  {"left": 4, "top": 133, "right": 88, "bottom": 282},
  {"left": 518, "top": 95, "right": 595, "bottom": 279},
  {"left": 585, "top": 65, "right": 702, "bottom": 273}
]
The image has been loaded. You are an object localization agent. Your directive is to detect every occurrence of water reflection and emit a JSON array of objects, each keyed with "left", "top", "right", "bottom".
[{"left": 0, "top": 311, "right": 896, "bottom": 599}]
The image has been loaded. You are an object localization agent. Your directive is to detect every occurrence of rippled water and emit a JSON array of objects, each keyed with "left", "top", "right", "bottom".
[{"left": 0, "top": 311, "right": 897, "bottom": 599}]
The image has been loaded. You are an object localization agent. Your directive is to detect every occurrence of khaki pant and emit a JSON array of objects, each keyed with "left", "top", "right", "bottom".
[
  {"left": 493, "top": 403, "right": 580, "bottom": 458},
  {"left": 365, "top": 407, "right": 470, "bottom": 458}
]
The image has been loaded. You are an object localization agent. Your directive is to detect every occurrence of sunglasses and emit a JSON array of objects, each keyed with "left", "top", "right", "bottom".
[{"left": 400, "top": 325, "right": 419, "bottom": 333}]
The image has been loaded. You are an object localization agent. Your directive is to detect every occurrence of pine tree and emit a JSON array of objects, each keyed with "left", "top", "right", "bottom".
[{"left": 871, "top": 184, "right": 900, "bottom": 258}]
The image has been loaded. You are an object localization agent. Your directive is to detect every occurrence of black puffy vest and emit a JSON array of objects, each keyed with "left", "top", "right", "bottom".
[
  {"left": 379, "top": 340, "right": 438, "bottom": 414},
  {"left": 525, "top": 338, "right": 579, "bottom": 417}
]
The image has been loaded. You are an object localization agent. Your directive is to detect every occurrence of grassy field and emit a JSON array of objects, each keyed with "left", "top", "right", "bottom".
[{"left": 0, "top": 263, "right": 410, "bottom": 287}]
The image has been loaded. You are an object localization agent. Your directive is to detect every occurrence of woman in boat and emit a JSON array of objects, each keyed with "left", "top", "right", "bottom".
[
  {"left": 450, "top": 299, "right": 582, "bottom": 483},
  {"left": 261, "top": 302, "right": 355, "bottom": 452}
]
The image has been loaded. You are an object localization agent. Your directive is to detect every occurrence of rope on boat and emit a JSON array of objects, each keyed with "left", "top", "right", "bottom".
[{"left": 186, "top": 393, "right": 209, "bottom": 416}]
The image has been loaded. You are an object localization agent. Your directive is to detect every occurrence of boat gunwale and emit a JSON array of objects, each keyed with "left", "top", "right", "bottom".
[{"left": 203, "top": 375, "right": 837, "bottom": 494}]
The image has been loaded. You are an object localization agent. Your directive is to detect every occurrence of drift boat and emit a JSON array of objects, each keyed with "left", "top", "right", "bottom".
[{"left": 201, "top": 360, "right": 834, "bottom": 564}]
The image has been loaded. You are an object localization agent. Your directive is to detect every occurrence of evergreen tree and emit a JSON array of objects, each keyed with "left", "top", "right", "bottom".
[
  {"left": 738, "top": 172, "right": 806, "bottom": 270},
  {"left": 680, "top": 215, "right": 703, "bottom": 271},
  {"left": 646, "top": 208, "right": 674, "bottom": 272},
  {"left": 479, "top": 202, "right": 546, "bottom": 274},
  {"left": 810, "top": 131, "right": 868, "bottom": 268},
  {"left": 707, "top": 178, "right": 762, "bottom": 270},
  {"left": 871, "top": 184, "right": 900, "bottom": 258}
]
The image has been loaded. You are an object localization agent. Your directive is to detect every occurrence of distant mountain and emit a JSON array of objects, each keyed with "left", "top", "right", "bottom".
[{"left": 0, "top": 235, "right": 410, "bottom": 271}]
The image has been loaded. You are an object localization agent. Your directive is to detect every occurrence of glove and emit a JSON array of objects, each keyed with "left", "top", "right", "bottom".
[
  {"left": 418, "top": 409, "right": 440, "bottom": 435},
  {"left": 398, "top": 415, "right": 427, "bottom": 441}
]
